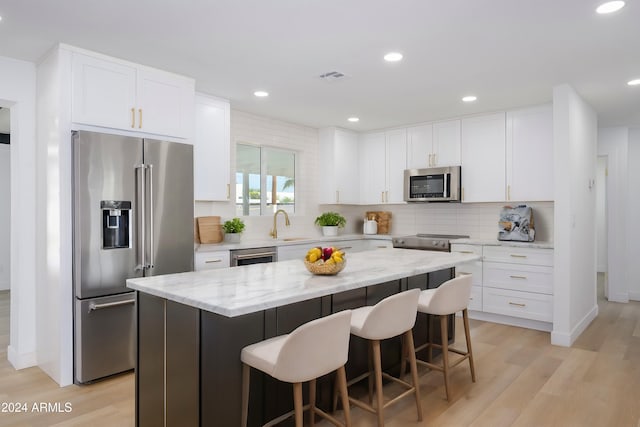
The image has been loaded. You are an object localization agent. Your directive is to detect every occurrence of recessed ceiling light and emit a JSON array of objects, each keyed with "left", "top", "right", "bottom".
[
  {"left": 347, "top": 117, "right": 360, "bottom": 123},
  {"left": 254, "top": 91, "right": 269, "bottom": 97},
  {"left": 628, "top": 79, "right": 640, "bottom": 86},
  {"left": 384, "top": 52, "right": 403, "bottom": 62},
  {"left": 596, "top": 1, "right": 625, "bottom": 14},
  {"left": 462, "top": 95, "right": 477, "bottom": 103}
]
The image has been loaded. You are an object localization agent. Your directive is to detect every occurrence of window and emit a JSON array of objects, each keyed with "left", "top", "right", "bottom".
[{"left": 235, "top": 143, "right": 296, "bottom": 216}]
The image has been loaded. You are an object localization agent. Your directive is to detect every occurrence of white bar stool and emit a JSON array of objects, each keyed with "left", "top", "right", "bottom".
[
  {"left": 340, "top": 289, "right": 422, "bottom": 427},
  {"left": 409, "top": 274, "right": 476, "bottom": 401},
  {"left": 241, "top": 310, "right": 353, "bottom": 427}
]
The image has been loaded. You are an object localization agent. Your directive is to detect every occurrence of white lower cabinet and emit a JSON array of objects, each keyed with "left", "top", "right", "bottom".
[
  {"left": 452, "top": 243, "right": 554, "bottom": 327},
  {"left": 195, "top": 250, "right": 230, "bottom": 270}
]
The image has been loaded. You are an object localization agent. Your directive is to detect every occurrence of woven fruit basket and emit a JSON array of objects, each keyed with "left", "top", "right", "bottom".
[{"left": 304, "top": 259, "right": 347, "bottom": 275}]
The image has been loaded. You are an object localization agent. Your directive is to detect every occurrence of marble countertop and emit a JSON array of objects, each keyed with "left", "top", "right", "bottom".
[
  {"left": 196, "top": 233, "right": 393, "bottom": 252},
  {"left": 450, "top": 238, "right": 554, "bottom": 249},
  {"left": 127, "top": 248, "right": 479, "bottom": 318}
]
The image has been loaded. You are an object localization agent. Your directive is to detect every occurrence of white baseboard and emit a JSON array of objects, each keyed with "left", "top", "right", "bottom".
[
  {"left": 551, "top": 304, "right": 598, "bottom": 347},
  {"left": 7, "top": 345, "right": 37, "bottom": 370},
  {"left": 608, "top": 292, "right": 629, "bottom": 303},
  {"left": 628, "top": 291, "right": 640, "bottom": 301},
  {"left": 466, "top": 310, "right": 553, "bottom": 332}
]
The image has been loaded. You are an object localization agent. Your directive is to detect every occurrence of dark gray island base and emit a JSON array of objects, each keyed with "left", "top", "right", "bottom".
[{"left": 135, "top": 269, "right": 454, "bottom": 427}]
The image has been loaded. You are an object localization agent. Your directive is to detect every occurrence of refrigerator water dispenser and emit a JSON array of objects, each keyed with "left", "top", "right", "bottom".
[{"left": 101, "top": 200, "right": 131, "bottom": 249}]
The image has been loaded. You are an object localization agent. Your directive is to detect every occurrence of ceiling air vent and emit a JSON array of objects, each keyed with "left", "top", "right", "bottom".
[{"left": 317, "top": 71, "right": 349, "bottom": 83}]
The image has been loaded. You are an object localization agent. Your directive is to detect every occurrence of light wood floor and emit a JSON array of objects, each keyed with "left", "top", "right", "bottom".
[{"left": 2, "top": 275, "right": 640, "bottom": 426}]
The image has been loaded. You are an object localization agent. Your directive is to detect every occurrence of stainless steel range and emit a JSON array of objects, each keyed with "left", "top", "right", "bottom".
[{"left": 392, "top": 233, "right": 469, "bottom": 252}]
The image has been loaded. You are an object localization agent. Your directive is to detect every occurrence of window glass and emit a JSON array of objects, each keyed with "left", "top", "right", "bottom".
[{"left": 236, "top": 144, "right": 295, "bottom": 216}]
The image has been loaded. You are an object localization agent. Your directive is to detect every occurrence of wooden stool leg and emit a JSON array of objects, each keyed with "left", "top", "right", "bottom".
[
  {"left": 309, "top": 378, "right": 317, "bottom": 427},
  {"left": 372, "top": 340, "right": 385, "bottom": 427},
  {"left": 405, "top": 330, "right": 424, "bottom": 421},
  {"left": 440, "top": 315, "right": 451, "bottom": 401},
  {"left": 241, "top": 363, "right": 250, "bottom": 427},
  {"left": 427, "top": 317, "right": 433, "bottom": 363},
  {"left": 463, "top": 309, "right": 476, "bottom": 382},
  {"left": 293, "top": 382, "right": 304, "bottom": 427},
  {"left": 337, "top": 366, "right": 352, "bottom": 427},
  {"left": 332, "top": 370, "right": 340, "bottom": 412}
]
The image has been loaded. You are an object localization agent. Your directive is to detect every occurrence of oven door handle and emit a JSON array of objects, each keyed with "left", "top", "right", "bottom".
[{"left": 233, "top": 251, "right": 277, "bottom": 260}]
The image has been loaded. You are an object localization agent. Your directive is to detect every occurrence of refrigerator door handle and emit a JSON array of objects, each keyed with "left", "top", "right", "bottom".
[
  {"left": 88, "top": 298, "right": 136, "bottom": 312},
  {"left": 135, "top": 164, "right": 146, "bottom": 271},
  {"left": 147, "top": 164, "right": 155, "bottom": 269}
]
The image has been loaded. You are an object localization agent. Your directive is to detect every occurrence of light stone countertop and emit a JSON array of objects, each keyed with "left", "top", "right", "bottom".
[
  {"left": 127, "top": 248, "right": 479, "bottom": 318},
  {"left": 196, "top": 233, "right": 394, "bottom": 252},
  {"left": 450, "top": 238, "right": 554, "bottom": 249}
]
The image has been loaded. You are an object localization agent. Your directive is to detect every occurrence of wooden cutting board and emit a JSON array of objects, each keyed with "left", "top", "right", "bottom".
[{"left": 197, "top": 216, "right": 222, "bottom": 244}]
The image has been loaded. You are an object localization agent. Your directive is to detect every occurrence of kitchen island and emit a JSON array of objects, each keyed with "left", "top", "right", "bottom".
[{"left": 127, "top": 248, "right": 479, "bottom": 427}]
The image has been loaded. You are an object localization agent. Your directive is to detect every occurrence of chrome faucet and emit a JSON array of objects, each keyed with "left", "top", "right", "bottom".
[{"left": 270, "top": 209, "right": 290, "bottom": 239}]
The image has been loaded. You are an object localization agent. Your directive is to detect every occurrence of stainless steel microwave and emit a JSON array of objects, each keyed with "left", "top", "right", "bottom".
[{"left": 404, "top": 166, "right": 461, "bottom": 202}]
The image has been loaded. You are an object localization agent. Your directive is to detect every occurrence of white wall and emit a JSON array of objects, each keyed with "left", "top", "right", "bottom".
[
  {"left": 0, "top": 55, "right": 38, "bottom": 369},
  {"left": 597, "top": 127, "right": 629, "bottom": 303},
  {"left": 0, "top": 144, "right": 9, "bottom": 290},
  {"left": 35, "top": 47, "right": 74, "bottom": 386},
  {"left": 551, "top": 84, "right": 598, "bottom": 347},
  {"left": 627, "top": 128, "right": 640, "bottom": 300},
  {"left": 195, "top": 109, "right": 322, "bottom": 241}
]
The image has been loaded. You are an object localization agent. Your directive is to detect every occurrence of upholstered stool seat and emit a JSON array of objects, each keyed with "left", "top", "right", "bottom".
[
  {"left": 241, "top": 310, "right": 353, "bottom": 427},
  {"left": 340, "top": 289, "right": 423, "bottom": 427},
  {"left": 412, "top": 274, "right": 476, "bottom": 401}
]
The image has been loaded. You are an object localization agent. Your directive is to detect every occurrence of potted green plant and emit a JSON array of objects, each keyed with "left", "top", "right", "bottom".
[
  {"left": 314, "top": 212, "right": 346, "bottom": 237},
  {"left": 222, "top": 217, "right": 245, "bottom": 243}
]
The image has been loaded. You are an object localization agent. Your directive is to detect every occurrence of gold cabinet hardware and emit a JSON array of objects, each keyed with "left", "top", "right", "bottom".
[
  {"left": 510, "top": 275, "right": 527, "bottom": 279},
  {"left": 336, "top": 190, "right": 340, "bottom": 203},
  {"left": 381, "top": 191, "right": 385, "bottom": 203},
  {"left": 459, "top": 250, "right": 474, "bottom": 254},
  {"left": 429, "top": 153, "right": 433, "bottom": 167},
  {"left": 377, "top": 245, "right": 388, "bottom": 248},
  {"left": 205, "top": 259, "right": 222, "bottom": 264},
  {"left": 507, "top": 185, "right": 511, "bottom": 201},
  {"left": 226, "top": 183, "right": 230, "bottom": 199},
  {"left": 385, "top": 191, "right": 389, "bottom": 203},
  {"left": 131, "top": 108, "right": 135, "bottom": 128},
  {"left": 508, "top": 302, "right": 526, "bottom": 307},
  {"left": 510, "top": 254, "right": 527, "bottom": 258},
  {"left": 138, "top": 108, "right": 143, "bottom": 129},
  {"left": 434, "top": 153, "right": 437, "bottom": 166}
]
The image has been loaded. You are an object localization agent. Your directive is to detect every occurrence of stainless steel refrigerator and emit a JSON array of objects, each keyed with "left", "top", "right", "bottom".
[{"left": 72, "top": 130, "right": 193, "bottom": 384}]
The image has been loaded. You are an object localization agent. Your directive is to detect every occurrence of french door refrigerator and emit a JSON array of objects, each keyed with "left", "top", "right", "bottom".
[{"left": 72, "top": 130, "right": 193, "bottom": 383}]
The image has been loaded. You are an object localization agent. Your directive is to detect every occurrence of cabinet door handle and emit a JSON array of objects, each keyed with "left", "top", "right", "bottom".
[
  {"left": 510, "top": 275, "right": 527, "bottom": 280},
  {"left": 227, "top": 183, "right": 230, "bottom": 199},
  {"left": 459, "top": 250, "right": 474, "bottom": 254},
  {"left": 376, "top": 245, "right": 388, "bottom": 248},
  {"left": 434, "top": 153, "right": 437, "bottom": 166},
  {"left": 131, "top": 107, "right": 135, "bottom": 128},
  {"left": 428, "top": 153, "right": 433, "bottom": 167},
  {"left": 138, "top": 108, "right": 143, "bottom": 129},
  {"left": 205, "top": 259, "right": 223, "bottom": 264},
  {"left": 336, "top": 190, "right": 340, "bottom": 203},
  {"left": 385, "top": 191, "right": 389, "bottom": 203},
  {"left": 507, "top": 185, "right": 511, "bottom": 201},
  {"left": 508, "top": 302, "right": 526, "bottom": 307},
  {"left": 510, "top": 254, "right": 527, "bottom": 258}
]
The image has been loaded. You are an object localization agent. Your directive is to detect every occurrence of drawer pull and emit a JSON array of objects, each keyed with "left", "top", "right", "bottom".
[
  {"left": 205, "top": 259, "right": 223, "bottom": 263},
  {"left": 459, "top": 250, "right": 474, "bottom": 254},
  {"left": 509, "top": 302, "right": 526, "bottom": 307},
  {"left": 510, "top": 254, "right": 527, "bottom": 258},
  {"left": 510, "top": 275, "right": 527, "bottom": 279},
  {"left": 377, "top": 245, "right": 388, "bottom": 248}
]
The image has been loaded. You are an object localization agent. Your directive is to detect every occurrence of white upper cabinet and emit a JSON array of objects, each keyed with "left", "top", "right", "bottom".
[
  {"left": 432, "top": 119, "right": 461, "bottom": 167},
  {"left": 506, "top": 104, "right": 554, "bottom": 201},
  {"left": 193, "top": 94, "right": 230, "bottom": 201},
  {"left": 385, "top": 128, "right": 407, "bottom": 203},
  {"left": 72, "top": 52, "right": 195, "bottom": 139},
  {"left": 359, "top": 132, "right": 386, "bottom": 204},
  {"left": 319, "top": 127, "right": 360, "bottom": 204},
  {"left": 406, "top": 124, "right": 432, "bottom": 169},
  {"left": 407, "top": 120, "right": 460, "bottom": 169},
  {"left": 461, "top": 112, "right": 506, "bottom": 202},
  {"left": 359, "top": 129, "right": 407, "bottom": 204}
]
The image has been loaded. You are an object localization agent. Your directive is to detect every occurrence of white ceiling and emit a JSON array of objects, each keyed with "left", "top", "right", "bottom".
[{"left": 0, "top": 0, "right": 638, "bottom": 131}]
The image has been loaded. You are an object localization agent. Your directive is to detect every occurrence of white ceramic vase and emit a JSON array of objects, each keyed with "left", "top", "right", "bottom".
[{"left": 322, "top": 226, "right": 339, "bottom": 237}]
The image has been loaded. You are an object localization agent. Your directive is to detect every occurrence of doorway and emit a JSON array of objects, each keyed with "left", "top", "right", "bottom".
[{"left": 596, "top": 155, "right": 608, "bottom": 298}]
